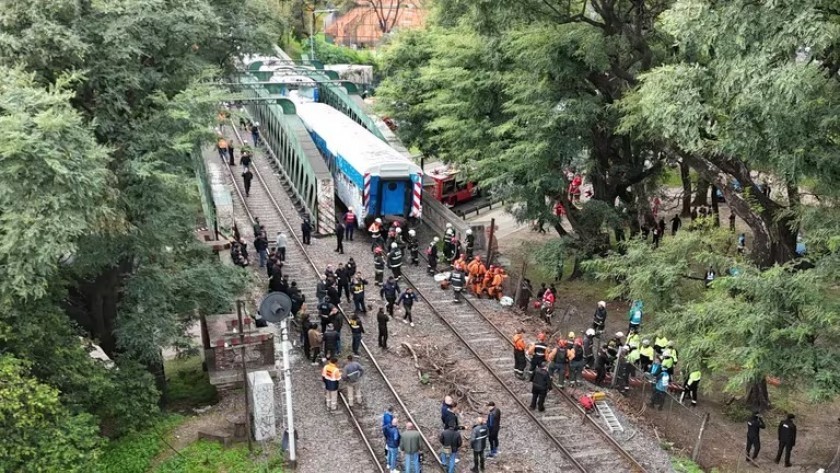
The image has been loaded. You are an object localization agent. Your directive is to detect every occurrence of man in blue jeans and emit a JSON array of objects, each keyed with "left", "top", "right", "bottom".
[
  {"left": 439, "top": 423, "right": 462, "bottom": 473},
  {"left": 400, "top": 422, "right": 422, "bottom": 473},
  {"left": 383, "top": 417, "right": 400, "bottom": 473}
]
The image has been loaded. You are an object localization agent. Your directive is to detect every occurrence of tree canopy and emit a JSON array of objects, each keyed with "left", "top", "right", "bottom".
[
  {"left": 0, "top": 0, "right": 280, "bottom": 467},
  {"left": 377, "top": 0, "right": 840, "bottom": 408}
]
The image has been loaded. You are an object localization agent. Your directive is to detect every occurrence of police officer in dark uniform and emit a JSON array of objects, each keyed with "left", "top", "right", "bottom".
[
  {"left": 317, "top": 299, "right": 334, "bottom": 333},
  {"left": 352, "top": 275, "right": 368, "bottom": 314},
  {"left": 388, "top": 242, "right": 403, "bottom": 280},
  {"left": 301, "top": 217, "right": 312, "bottom": 245},
  {"left": 775, "top": 413, "right": 797, "bottom": 467},
  {"left": 746, "top": 411, "right": 765, "bottom": 462},
  {"left": 449, "top": 266, "right": 466, "bottom": 303},
  {"left": 427, "top": 237, "right": 440, "bottom": 275},
  {"left": 529, "top": 361, "right": 552, "bottom": 412},
  {"left": 380, "top": 276, "right": 401, "bottom": 316}
]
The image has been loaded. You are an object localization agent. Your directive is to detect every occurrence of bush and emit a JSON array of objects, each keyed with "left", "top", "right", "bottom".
[
  {"left": 671, "top": 457, "right": 705, "bottom": 473},
  {"left": 164, "top": 356, "right": 218, "bottom": 409},
  {"left": 96, "top": 415, "right": 184, "bottom": 473},
  {"left": 723, "top": 401, "right": 754, "bottom": 423},
  {"left": 155, "top": 440, "right": 283, "bottom": 473}
]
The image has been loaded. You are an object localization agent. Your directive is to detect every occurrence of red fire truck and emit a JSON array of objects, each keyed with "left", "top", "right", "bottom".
[{"left": 425, "top": 165, "right": 478, "bottom": 207}]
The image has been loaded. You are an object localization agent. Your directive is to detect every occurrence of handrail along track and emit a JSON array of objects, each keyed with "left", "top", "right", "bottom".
[{"left": 222, "top": 121, "right": 443, "bottom": 471}]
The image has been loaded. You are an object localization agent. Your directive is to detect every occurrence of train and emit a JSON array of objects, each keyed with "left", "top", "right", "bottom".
[{"left": 293, "top": 100, "right": 423, "bottom": 226}]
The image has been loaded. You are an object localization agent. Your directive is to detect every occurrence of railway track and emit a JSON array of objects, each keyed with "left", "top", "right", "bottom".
[
  {"left": 396, "top": 252, "right": 650, "bottom": 473},
  {"left": 220, "top": 122, "right": 443, "bottom": 473}
]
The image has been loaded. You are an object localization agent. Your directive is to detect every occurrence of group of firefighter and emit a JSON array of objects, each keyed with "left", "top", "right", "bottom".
[
  {"left": 366, "top": 218, "right": 509, "bottom": 300},
  {"left": 511, "top": 302, "right": 702, "bottom": 409}
]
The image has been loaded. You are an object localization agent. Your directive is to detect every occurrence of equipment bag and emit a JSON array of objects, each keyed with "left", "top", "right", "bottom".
[{"left": 579, "top": 395, "right": 595, "bottom": 412}]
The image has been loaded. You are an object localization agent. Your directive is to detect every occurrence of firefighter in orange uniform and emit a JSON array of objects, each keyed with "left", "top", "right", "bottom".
[
  {"left": 488, "top": 268, "right": 507, "bottom": 300},
  {"left": 513, "top": 328, "right": 527, "bottom": 379},
  {"left": 480, "top": 267, "right": 495, "bottom": 299},
  {"left": 468, "top": 257, "right": 486, "bottom": 295}
]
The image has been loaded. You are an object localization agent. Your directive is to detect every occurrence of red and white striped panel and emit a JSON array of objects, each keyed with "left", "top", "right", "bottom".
[
  {"left": 410, "top": 176, "right": 423, "bottom": 218},
  {"left": 362, "top": 173, "right": 371, "bottom": 210}
]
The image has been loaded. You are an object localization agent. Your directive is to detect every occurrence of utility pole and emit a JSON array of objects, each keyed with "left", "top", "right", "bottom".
[
  {"left": 236, "top": 300, "right": 253, "bottom": 452},
  {"left": 308, "top": 7, "right": 338, "bottom": 62}
]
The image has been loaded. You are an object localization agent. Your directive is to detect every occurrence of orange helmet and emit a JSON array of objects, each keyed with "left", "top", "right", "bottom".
[
  {"left": 374, "top": 247, "right": 383, "bottom": 254},
  {"left": 473, "top": 256, "right": 481, "bottom": 261},
  {"left": 537, "top": 332, "right": 546, "bottom": 342}
]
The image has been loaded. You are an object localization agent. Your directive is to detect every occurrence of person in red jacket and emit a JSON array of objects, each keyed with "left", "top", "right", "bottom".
[{"left": 540, "top": 288, "right": 556, "bottom": 323}]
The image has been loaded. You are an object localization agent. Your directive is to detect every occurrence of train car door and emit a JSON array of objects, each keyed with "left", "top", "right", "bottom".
[{"left": 379, "top": 180, "right": 407, "bottom": 215}]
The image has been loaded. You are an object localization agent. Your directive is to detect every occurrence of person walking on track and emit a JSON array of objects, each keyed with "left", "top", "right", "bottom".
[
  {"left": 512, "top": 328, "right": 527, "bottom": 379},
  {"left": 380, "top": 276, "right": 401, "bottom": 316},
  {"left": 384, "top": 417, "right": 400, "bottom": 473},
  {"left": 321, "top": 357, "right": 341, "bottom": 412},
  {"left": 746, "top": 411, "right": 765, "bottom": 463},
  {"left": 486, "top": 402, "right": 501, "bottom": 458},
  {"left": 530, "top": 361, "right": 552, "bottom": 412},
  {"left": 343, "top": 207, "right": 357, "bottom": 241},
  {"left": 400, "top": 422, "right": 422, "bottom": 473},
  {"left": 334, "top": 221, "right": 344, "bottom": 254},
  {"left": 398, "top": 287, "right": 418, "bottom": 327},
  {"left": 775, "top": 413, "right": 797, "bottom": 467},
  {"left": 377, "top": 307, "right": 389, "bottom": 349},
  {"left": 470, "top": 416, "right": 489, "bottom": 473},
  {"left": 242, "top": 168, "right": 253, "bottom": 197},
  {"left": 526, "top": 332, "right": 548, "bottom": 379},
  {"left": 301, "top": 217, "right": 312, "bottom": 245},
  {"left": 349, "top": 313, "right": 365, "bottom": 356},
  {"left": 343, "top": 355, "right": 364, "bottom": 407},
  {"left": 439, "top": 423, "right": 462, "bottom": 473}
]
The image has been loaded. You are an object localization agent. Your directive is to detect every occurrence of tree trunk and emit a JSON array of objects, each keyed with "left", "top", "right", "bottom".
[
  {"left": 569, "top": 257, "right": 584, "bottom": 280},
  {"left": 148, "top": 353, "right": 168, "bottom": 407},
  {"left": 710, "top": 186, "right": 720, "bottom": 226},
  {"left": 746, "top": 378, "right": 771, "bottom": 412},
  {"left": 693, "top": 179, "right": 709, "bottom": 206},
  {"left": 680, "top": 152, "right": 798, "bottom": 267},
  {"left": 679, "top": 160, "right": 692, "bottom": 217}
]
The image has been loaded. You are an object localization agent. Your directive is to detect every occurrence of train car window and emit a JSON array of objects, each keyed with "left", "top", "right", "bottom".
[{"left": 388, "top": 182, "right": 398, "bottom": 191}]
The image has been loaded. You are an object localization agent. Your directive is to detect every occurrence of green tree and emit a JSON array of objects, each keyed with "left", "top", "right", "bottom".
[
  {"left": 588, "top": 226, "right": 840, "bottom": 409},
  {"left": 0, "top": 355, "right": 103, "bottom": 472},
  {"left": 377, "top": 0, "right": 672, "bottom": 266},
  {"left": 0, "top": 0, "right": 278, "bottom": 448},
  {"left": 620, "top": 0, "right": 840, "bottom": 266}
]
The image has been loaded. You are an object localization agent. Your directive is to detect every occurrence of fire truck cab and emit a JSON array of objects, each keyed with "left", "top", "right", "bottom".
[{"left": 425, "top": 165, "right": 478, "bottom": 207}]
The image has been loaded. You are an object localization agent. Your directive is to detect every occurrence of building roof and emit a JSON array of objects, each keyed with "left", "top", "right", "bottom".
[{"left": 295, "top": 102, "right": 421, "bottom": 178}]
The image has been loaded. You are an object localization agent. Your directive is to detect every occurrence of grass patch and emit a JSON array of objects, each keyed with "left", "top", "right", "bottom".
[
  {"left": 154, "top": 440, "right": 283, "bottom": 473},
  {"left": 96, "top": 415, "right": 185, "bottom": 473},
  {"left": 671, "top": 456, "right": 723, "bottom": 473},
  {"left": 165, "top": 356, "right": 218, "bottom": 409}
]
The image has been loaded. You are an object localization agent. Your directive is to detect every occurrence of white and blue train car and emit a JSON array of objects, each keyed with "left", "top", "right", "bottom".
[{"left": 295, "top": 102, "right": 423, "bottom": 226}]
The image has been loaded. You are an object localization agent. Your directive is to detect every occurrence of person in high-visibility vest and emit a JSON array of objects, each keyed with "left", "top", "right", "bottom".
[
  {"left": 654, "top": 335, "right": 669, "bottom": 356},
  {"left": 639, "top": 339, "right": 655, "bottom": 373},
  {"left": 513, "top": 329, "right": 528, "bottom": 379},
  {"left": 322, "top": 357, "right": 342, "bottom": 412},
  {"left": 683, "top": 370, "right": 701, "bottom": 406}
]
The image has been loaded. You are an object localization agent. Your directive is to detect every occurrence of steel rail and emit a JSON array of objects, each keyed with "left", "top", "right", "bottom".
[
  {"left": 413, "top": 249, "right": 648, "bottom": 473},
  {"left": 224, "top": 122, "right": 443, "bottom": 471}
]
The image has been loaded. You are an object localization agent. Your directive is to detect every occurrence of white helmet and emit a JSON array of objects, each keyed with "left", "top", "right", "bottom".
[
  {"left": 433, "top": 237, "right": 440, "bottom": 243},
  {"left": 408, "top": 229, "right": 416, "bottom": 236},
  {"left": 446, "top": 223, "right": 452, "bottom": 228},
  {"left": 585, "top": 328, "right": 595, "bottom": 336},
  {"left": 254, "top": 121, "right": 260, "bottom": 126},
  {"left": 466, "top": 229, "right": 473, "bottom": 235},
  {"left": 396, "top": 227, "right": 402, "bottom": 234},
  {"left": 348, "top": 207, "right": 353, "bottom": 212},
  {"left": 598, "top": 301, "right": 606, "bottom": 308},
  {"left": 375, "top": 218, "right": 382, "bottom": 224},
  {"left": 615, "top": 331, "right": 625, "bottom": 338},
  {"left": 391, "top": 242, "right": 398, "bottom": 249}
]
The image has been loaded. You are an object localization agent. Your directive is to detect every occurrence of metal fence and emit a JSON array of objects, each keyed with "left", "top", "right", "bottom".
[
  {"left": 193, "top": 145, "right": 217, "bottom": 232},
  {"left": 621, "top": 379, "right": 769, "bottom": 472}
]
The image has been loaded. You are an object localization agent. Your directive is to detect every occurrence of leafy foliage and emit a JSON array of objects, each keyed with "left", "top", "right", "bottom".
[
  {"left": 95, "top": 415, "right": 185, "bottom": 473},
  {"left": 0, "top": 0, "right": 279, "bottom": 468},
  {"left": 0, "top": 355, "right": 102, "bottom": 472},
  {"left": 154, "top": 440, "right": 284, "bottom": 473},
  {"left": 587, "top": 228, "right": 840, "bottom": 404}
]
